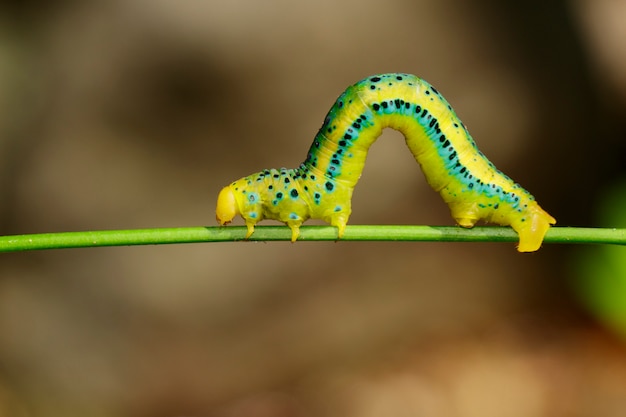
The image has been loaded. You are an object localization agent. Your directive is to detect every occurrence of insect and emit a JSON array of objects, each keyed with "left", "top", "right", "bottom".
[{"left": 216, "top": 73, "right": 555, "bottom": 252}]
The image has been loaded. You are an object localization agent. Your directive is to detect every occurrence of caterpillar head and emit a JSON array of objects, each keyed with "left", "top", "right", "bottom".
[{"left": 216, "top": 185, "right": 239, "bottom": 225}]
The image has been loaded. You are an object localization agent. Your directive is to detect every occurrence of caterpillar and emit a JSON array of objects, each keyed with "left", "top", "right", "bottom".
[{"left": 216, "top": 73, "right": 556, "bottom": 252}]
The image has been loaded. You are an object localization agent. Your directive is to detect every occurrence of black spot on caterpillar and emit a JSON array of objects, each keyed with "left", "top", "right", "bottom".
[{"left": 216, "top": 73, "right": 556, "bottom": 252}]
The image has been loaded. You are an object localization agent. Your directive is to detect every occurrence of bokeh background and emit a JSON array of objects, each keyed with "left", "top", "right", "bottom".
[{"left": 1, "top": 0, "right": 626, "bottom": 416}]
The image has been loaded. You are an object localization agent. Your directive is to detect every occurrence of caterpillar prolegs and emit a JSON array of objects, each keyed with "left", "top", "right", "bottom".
[{"left": 216, "top": 73, "right": 556, "bottom": 252}]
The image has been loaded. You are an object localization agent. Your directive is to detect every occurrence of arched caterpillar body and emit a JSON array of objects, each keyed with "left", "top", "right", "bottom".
[{"left": 216, "top": 73, "right": 556, "bottom": 252}]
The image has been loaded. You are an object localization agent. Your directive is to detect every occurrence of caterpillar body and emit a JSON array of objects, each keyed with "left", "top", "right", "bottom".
[{"left": 216, "top": 73, "right": 555, "bottom": 252}]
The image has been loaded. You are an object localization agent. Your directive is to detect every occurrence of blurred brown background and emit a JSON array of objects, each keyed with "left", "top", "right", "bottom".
[{"left": 1, "top": 0, "right": 626, "bottom": 416}]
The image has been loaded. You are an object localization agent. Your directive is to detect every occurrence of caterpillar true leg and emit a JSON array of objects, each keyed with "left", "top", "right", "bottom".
[
  {"left": 286, "top": 222, "right": 301, "bottom": 242},
  {"left": 216, "top": 73, "right": 555, "bottom": 252}
]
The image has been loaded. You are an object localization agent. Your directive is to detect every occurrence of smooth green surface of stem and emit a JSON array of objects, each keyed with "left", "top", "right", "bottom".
[{"left": 0, "top": 226, "right": 625, "bottom": 252}]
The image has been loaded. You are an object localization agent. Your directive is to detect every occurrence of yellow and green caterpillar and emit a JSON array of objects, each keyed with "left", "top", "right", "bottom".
[{"left": 216, "top": 73, "right": 555, "bottom": 252}]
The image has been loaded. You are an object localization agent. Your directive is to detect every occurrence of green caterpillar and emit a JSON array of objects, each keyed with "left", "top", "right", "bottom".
[{"left": 216, "top": 73, "right": 555, "bottom": 252}]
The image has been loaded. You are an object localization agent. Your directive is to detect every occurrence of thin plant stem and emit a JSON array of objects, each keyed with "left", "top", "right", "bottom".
[{"left": 0, "top": 226, "right": 624, "bottom": 252}]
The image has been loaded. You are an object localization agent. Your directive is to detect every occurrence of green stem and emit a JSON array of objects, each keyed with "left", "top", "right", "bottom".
[{"left": 0, "top": 226, "right": 624, "bottom": 252}]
